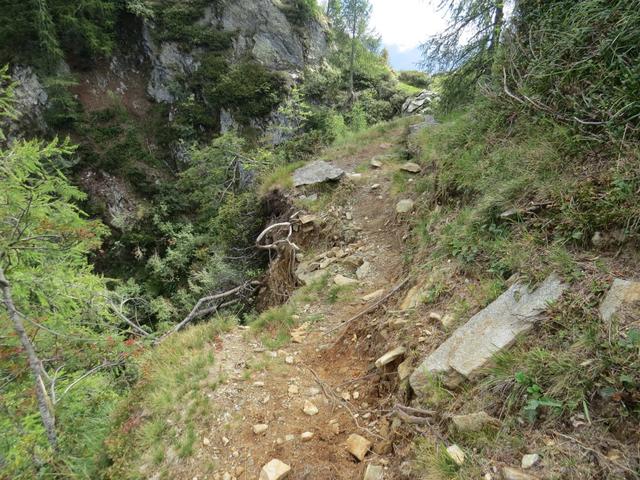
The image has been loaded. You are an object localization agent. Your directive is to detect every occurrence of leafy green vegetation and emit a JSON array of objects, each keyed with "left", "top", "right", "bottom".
[
  {"left": 398, "top": 70, "right": 431, "bottom": 89},
  {"left": 0, "top": 72, "right": 130, "bottom": 478},
  {"left": 0, "top": 0, "right": 120, "bottom": 69},
  {"left": 405, "top": 1, "right": 640, "bottom": 476}
]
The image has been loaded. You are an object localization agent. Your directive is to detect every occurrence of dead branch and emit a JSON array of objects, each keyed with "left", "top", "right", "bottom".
[
  {"left": 304, "top": 364, "right": 385, "bottom": 441},
  {"left": 394, "top": 408, "right": 433, "bottom": 425},
  {"left": 395, "top": 404, "right": 437, "bottom": 417},
  {"left": 0, "top": 267, "right": 57, "bottom": 447},
  {"left": 324, "top": 276, "right": 411, "bottom": 336},
  {"left": 106, "top": 299, "right": 149, "bottom": 337},
  {"left": 554, "top": 432, "right": 638, "bottom": 477},
  {"left": 256, "top": 222, "right": 300, "bottom": 251},
  {"left": 162, "top": 281, "right": 260, "bottom": 339}
]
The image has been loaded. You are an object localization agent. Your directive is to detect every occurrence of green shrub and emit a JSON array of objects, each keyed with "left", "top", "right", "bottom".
[
  {"left": 398, "top": 70, "right": 431, "bottom": 89},
  {"left": 0, "top": 0, "right": 120, "bottom": 69},
  {"left": 215, "top": 61, "right": 287, "bottom": 123},
  {"left": 279, "top": 0, "right": 319, "bottom": 27}
]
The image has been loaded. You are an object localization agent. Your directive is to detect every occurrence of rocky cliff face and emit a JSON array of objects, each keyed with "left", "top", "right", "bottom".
[
  {"left": 145, "top": 0, "right": 328, "bottom": 104},
  {"left": 8, "top": 1, "right": 329, "bottom": 226},
  {"left": 13, "top": 0, "right": 328, "bottom": 123},
  {"left": 218, "top": 0, "right": 327, "bottom": 71}
]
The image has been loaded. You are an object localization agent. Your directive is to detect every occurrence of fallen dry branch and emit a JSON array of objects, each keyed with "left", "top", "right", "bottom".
[
  {"left": 393, "top": 403, "right": 437, "bottom": 426},
  {"left": 256, "top": 222, "right": 300, "bottom": 252},
  {"left": 162, "top": 281, "right": 260, "bottom": 340},
  {"left": 554, "top": 432, "right": 638, "bottom": 477},
  {"left": 106, "top": 299, "right": 150, "bottom": 337},
  {"left": 304, "top": 364, "right": 385, "bottom": 441},
  {"left": 324, "top": 276, "right": 411, "bottom": 336},
  {"left": 395, "top": 404, "right": 437, "bottom": 417},
  {"left": 394, "top": 408, "right": 433, "bottom": 426}
]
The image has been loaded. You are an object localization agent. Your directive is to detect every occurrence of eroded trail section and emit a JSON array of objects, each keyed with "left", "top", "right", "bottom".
[{"left": 152, "top": 127, "right": 416, "bottom": 480}]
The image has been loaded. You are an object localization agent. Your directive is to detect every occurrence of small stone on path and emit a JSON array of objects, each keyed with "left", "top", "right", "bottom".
[
  {"left": 400, "top": 162, "right": 421, "bottom": 173},
  {"left": 375, "top": 346, "right": 406, "bottom": 368},
  {"left": 363, "top": 289, "right": 384, "bottom": 302},
  {"left": 356, "top": 261, "right": 372, "bottom": 280},
  {"left": 396, "top": 199, "right": 415, "bottom": 214},
  {"left": 363, "top": 464, "right": 384, "bottom": 480},
  {"left": 303, "top": 400, "right": 319, "bottom": 416},
  {"left": 370, "top": 159, "right": 383, "bottom": 168},
  {"left": 334, "top": 274, "right": 358, "bottom": 286},
  {"left": 521, "top": 453, "right": 541, "bottom": 469},
  {"left": 397, "top": 359, "right": 412, "bottom": 381},
  {"left": 253, "top": 424, "right": 268, "bottom": 435},
  {"left": 452, "top": 411, "right": 500, "bottom": 433},
  {"left": 259, "top": 459, "right": 291, "bottom": 480},
  {"left": 346, "top": 433, "right": 372, "bottom": 461},
  {"left": 501, "top": 467, "right": 539, "bottom": 480},
  {"left": 599, "top": 278, "right": 640, "bottom": 324},
  {"left": 446, "top": 445, "right": 465, "bottom": 466},
  {"left": 301, "top": 431, "right": 314, "bottom": 441},
  {"left": 285, "top": 356, "right": 294, "bottom": 365}
]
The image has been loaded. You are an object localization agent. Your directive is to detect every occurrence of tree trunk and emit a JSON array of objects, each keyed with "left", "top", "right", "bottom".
[
  {"left": 0, "top": 267, "right": 57, "bottom": 448},
  {"left": 349, "top": 13, "right": 356, "bottom": 103},
  {"left": 488, "top": 0, "right": 505, "bottom": 65}
]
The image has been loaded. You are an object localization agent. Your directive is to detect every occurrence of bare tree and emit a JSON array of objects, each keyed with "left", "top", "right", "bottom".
[
  {"left": 0, "top": 267, "right": 57, "bottom": 447},
  {"left": 341, "top": 0, "right": 372, "bottom": 101}
]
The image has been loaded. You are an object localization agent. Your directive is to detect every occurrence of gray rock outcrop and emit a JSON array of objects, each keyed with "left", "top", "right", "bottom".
[
  {"left": 410, "top": 274, "right": 567, "bottom": 392},
  {"left": 5, "top": 66, "right": 49, "bottom": 136},
  {"left": 293, "top": 161, "right": 345, "bottom": 187},
  {"left": 402, "top": 90, "right": 438, "bottom": 116},
  {"left": 143, "top": 25, "right": 201, "bottom": 103},
  {"left": 217, "top": 0, "right": 327, "bottom": 71},
  {"left": 144, "top": 1, "right": 328, "bottom": 104}
]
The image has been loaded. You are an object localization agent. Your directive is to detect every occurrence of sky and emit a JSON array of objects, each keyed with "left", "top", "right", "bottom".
[{"left": 369, "top": 0, "right": 447, "bottom": 71}]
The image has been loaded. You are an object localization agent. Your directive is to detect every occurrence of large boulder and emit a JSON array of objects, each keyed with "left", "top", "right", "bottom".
[
  {"left": 402, "top": 90, "right": 438, "bottom": 116},
  {"left": 410, "top": 274, "right": 567, "bottom": 392},
  {"left": 293, "top": 161, "right": 345, "bottom": 187}
]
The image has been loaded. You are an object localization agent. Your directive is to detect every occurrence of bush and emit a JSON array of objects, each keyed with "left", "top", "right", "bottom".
[
  {"left": 398, "top": 70, "right": 431, "bottom": 89},
  {"left": 499, "top": 0, "right": 640, "bottom": 146},
  {"left": 0, "top": 0, "right": 120, "bottom": 69},
  {"left": 214, "top": 61, "right": 287, "bottom": 123},
  {"left": 279, "top": 0, "right": 319, "bottom": 27}
]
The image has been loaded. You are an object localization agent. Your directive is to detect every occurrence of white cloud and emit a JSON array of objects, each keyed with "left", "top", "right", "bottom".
[{"left": 369, "top": 0, "right": 447, "bottom": 52}]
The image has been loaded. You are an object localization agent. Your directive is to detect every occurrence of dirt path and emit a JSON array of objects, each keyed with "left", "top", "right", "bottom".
[{"left": 165, "top": 128, "right": 413, "bottom": 480}]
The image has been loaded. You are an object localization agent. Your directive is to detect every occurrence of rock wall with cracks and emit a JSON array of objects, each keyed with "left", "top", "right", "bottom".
[{"left": 145, "top": 0, "right": 329, "bottom": 104}]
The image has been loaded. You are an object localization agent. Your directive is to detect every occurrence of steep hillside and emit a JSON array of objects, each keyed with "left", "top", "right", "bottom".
[
  {"left": 103, "top": 114, "right": 639, "bottom": 479},
  {"left": 2, "top": 1, "right": 639, "bottom": 479}
]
